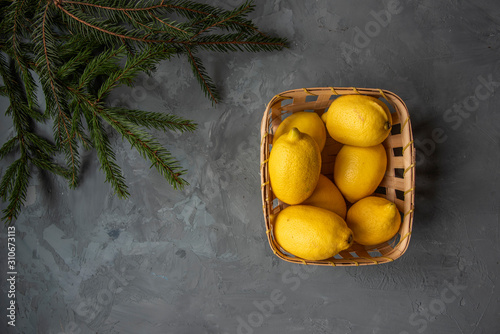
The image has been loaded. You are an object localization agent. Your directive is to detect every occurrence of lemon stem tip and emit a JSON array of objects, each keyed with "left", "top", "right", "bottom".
[
  {"left": 288, "top": 127, "right": 301, "bottom": 141},
  {"left": 384, "top": 121, "right": 392, "bottom": 131}
]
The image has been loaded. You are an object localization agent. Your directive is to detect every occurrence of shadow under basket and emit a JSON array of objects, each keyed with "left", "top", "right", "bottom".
[{"left": 260, "top": 87, "right": 415, "bottom": 266}]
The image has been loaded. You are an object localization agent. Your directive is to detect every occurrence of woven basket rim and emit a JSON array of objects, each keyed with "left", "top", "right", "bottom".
[{"left": 260, "top": 86, "right": 415, "bottom": 267}]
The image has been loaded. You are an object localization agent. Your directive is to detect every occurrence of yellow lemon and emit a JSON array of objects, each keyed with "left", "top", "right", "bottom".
[
  {"left": 326, "top": 94, "right": 392, "bottom": 147},
  {"left": 321, "top": 111, "right": 328, "bottom": 124},
  {"left": 301, "top": 174, "right": 347, "bottom": 219},
  {"left": 273, "top": 111, "right": 326, "bottom": 151},
  {"left": 269, "top": 128, "right": 321, "bottom": 205},
  {"left": 346, "top": 196, "right": 401, "bottom": 246},
  {"left": 333, "top": 144, "right": 387, "bottom": 203},
  {"left": 274, "top": 205, "right": 353, "bottom": 260}
]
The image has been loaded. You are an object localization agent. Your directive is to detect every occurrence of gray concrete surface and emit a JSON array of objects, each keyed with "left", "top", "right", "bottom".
[{"left": 1, "top": 0, "right": 500, "bottom": 333}]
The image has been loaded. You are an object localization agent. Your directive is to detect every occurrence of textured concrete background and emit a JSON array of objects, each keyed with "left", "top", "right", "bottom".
[{"left": 1, "top": 0, "right": 500, "bottom": 333}]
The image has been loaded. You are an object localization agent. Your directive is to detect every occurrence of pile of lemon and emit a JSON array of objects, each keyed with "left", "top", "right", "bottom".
[{"left": 269, "top": 95, "right": 401, "bottom": 261}]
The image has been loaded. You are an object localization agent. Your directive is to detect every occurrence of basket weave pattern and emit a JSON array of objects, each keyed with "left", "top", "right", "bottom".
[{"left": 260, "top": 87, "right": 415, "bottom": 266}]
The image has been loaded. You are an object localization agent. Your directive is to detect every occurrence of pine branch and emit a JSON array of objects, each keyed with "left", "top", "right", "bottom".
[
  {"left": 0, "top": 159, "right": 23, "bottom": 202},
  {"left": 189, "top": 0, "right": 256, "bottom": 38},
  {"left": 70, "top": 104, "right": 93, "bottom": 150},
  {"left": 27, "top": 132, "right": 73, "bottom": 180},
  {"left": 0, "top": 0, "right": 288, "bottom": 224},
  {"left": 99, "top": 108, "right": 189, "bottom": 190},
  {"left": 0, "top": 136, "right": 19, "bottom": 159},
  {"left": 24, "top": 131, "right": 57, "bottom": 155},
  {"left": 0, "top": 50, "right": 32, "bottom": 222},
  {"left": 97, "top": 45, "right": 172, "bottom": 100},
  {"left": 57, "top": 3, "right": 170, "bottom": 45},
  {"left": 63, "top": 86, "right": 130, "bottom": 197},
  {"left": 30, "top": 156, "right": 71, "bottom": 179},
  {"left": 184, "top": 46, "right": 220, "bottom": 104},
  {"left": 0, "top": 55, "right": 32, "bottom": 131},
  {"left": 68, "top": 84, "right": 195, "bottom": 191},
  {"left": 56, "top": 47, "right": 93, "bottom": 80},
  {"left": 169, "top": 0, "right": 259, "bottom": 34},
  {"left": 2, "top": 0, "right": 39, "bottom": 110},
  {"left": 23, "top": 132, "right": 72, "bottom": 180},
  {"left": 33, "top": 4, "right": 80, "bottom": 187},
  {"left": 192, "top": 33, "right": 287, "bottom": 53},
  {"left": 60, "top": 0, "right": 171, "bottom": 13},
  {"left": 107, "top": 107, "right": 197, "bottom": 132},
  {"left": 1, "top": 155, "right": 30, "bottom": 224},
  {"left": 78, "top": 46, "right": 125, "bottom": 90},
  {"left": 83, "top": 106, "right": 130, "bottom": 198}
]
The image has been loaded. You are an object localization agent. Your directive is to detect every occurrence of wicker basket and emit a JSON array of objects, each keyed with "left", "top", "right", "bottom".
[{"left": 260, "top": 87, "right": 415, "bottom": 266}]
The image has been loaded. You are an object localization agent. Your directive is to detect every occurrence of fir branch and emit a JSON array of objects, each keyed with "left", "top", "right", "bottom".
[
  {"left": 57, "top": 3, "right": 169, "bottom": 44},
  {"left": 83, "top": 105, "right": 130, "bottom": 198},
  {"left": 34, "top": 4, "right": 63, "bottom": 112},
  {"left": 189, "top": 0, "right": 255, "bottom": 39},
  {"left": 148, "top": 11, "right": 193, "bottom": 38},
  {"left": 1, "top": 155, "right": 30, "bottom": 223},
  {"left": 0, "top": 136, "right": 19, "bottom": 160},
  {"left": 30, "top": 156, "right": 71, "bottom": 179},
  {"left": 0, "top": 0, "right": 288, "bottom": 224},
  {"left": 97, "top": 45, "right": 170, "bottom": 100},
  {"left": 69, "top": 86, "right": 194, "bottom": 192},
  {"left": 3, "top": 0, "right": 38, "bottom": 109},
  {"left": 193, "top": 33, "right": 287, "bottom": 53},
  {"left": 33, "top": 4, "right": 80, "bottom": 187},
  {"left": 107, "top": 107, "right": 197, "bottom": 132},
  {"left": 0, "top": 159, "right": 23, "bottom": 202},
  {"left": 58, "top": 0, "right": 221, "bottom": 24},
  {"left": 77, "top": 46, "right": 125, "bottom": 90},
  {"left": 184, "top": 46, "right": 220, "bottom": 104},
  {"left": 0, "top": 44, "right": 70, "bottom": 222},
  {"left": 24, "top": 131, "right": 57, "bottom": 155},
  {"left": 173, "top": 0, "right": 268, "bottom": 37},
  {"left": 26, "top": 132, "right": 72, "bottom": 179},
  {"left": 52, "top": 107, "right": 80, "bottom": 188},
  {"left": 56, "top": 47, "right": 93, "bottom": 80},
  {"left": 60, "top": 0, "right": 171, "bottom": 13},
  {"left": 0, "top": 55, "right": 31, "bottom": 130},
  {"left": 70, "top": 104, "right": 93, "bottom": 150},
  {"left": 10, "top": 58, "right": 43, "bottom": 122},
  {"left": 99, "top": 108, "right": 189, "bottom": 190}
]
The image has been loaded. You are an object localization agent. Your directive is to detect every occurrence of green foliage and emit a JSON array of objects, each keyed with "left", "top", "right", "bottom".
[{"left": 0, "top": 0, "right": 287, "bottom": 224}]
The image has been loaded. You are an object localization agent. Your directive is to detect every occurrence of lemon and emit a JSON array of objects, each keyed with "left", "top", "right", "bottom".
[
  {"left": 301, "top": 174, "right": 347, "bottom": 219},
  {"left": 326, "top": 94, "right": 392, "bottom": 147},
  {"left": 333, "top": 144, "right": 387, "bottom": 203},
  {"left": 273, "top": 111, "right": 326, "bottom": 151},
  {"left": 321, "top": 111, "right": 328, "bottom": 124},
  {"left": 274, "top": 205, "right": 353, "bottom": 260},
  {"left": 269, "top": 128, "right": 321, "bottom": 205},
  {"left": 346, "top": 196, "right": 401, "bottom": 246}
]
